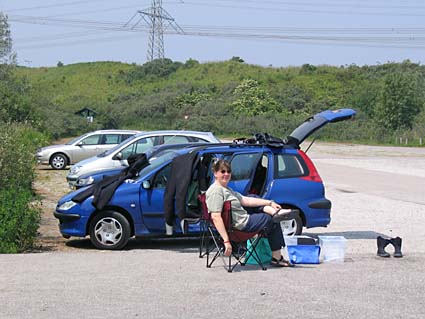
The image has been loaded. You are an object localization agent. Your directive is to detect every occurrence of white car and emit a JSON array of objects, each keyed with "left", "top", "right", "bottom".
[
  {"left": 66, "top": 130, "right": 221, "bottom": 187},
  {"left": 36, "top": 130, "right": 140, "bottom": 170}
]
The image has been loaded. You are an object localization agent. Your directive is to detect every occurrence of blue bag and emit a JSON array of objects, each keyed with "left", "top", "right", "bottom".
[
  {"left": 287, "top": 245, "right": 321, "bottom": 264},
  {"left": 245, "top": 237, "right": 272, "bottom": 265}
]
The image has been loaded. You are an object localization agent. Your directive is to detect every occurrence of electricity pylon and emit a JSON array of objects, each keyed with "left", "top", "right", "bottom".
[{"left": 125, "top": 0, "right": 184, "bottom": 61}]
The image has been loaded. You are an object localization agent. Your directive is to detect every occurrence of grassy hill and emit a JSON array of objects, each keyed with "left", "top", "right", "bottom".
[{"left": 13, "top": 59, "right": 425, "bottom": 144}]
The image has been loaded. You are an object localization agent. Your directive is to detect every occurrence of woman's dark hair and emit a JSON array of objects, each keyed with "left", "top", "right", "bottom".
[{"left": 212, "top": 159, "right": 231, "bottom": 172}]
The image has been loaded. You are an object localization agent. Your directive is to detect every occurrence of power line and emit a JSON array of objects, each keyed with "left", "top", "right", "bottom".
[
  {"left": 177, "top": 1, "right": 425, "bottom": 17},
  {"left": 4, "top": 0, "right": 106, "bottom": 12},
  {"left": 9, "top": 15, "right": 425, "bottom": 35}
]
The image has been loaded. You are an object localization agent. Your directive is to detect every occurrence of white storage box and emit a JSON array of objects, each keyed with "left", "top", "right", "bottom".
[{"left": 318, "top": 236, "right": 347, "bottom": 263}]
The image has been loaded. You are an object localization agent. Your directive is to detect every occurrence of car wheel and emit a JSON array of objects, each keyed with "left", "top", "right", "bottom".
[
  {"left": 50, "top": 153, "right": 68, "bottom": 170},
  {"left": 280, "top": 213, "right": 303, "bottom": 236},
  {"left": 89, "top": 211, "right": 131, "bottom": 250}
]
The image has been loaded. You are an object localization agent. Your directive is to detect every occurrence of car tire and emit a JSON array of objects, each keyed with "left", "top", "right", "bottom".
[
  {"left": 89, "top": 211, "right": 131, "bottom": 250},
  {"left": 50, "top": 153, "right": 68, "bottom": 170},
  {"left": 280, "top": 213, "right": 303, "bottom": 236}
]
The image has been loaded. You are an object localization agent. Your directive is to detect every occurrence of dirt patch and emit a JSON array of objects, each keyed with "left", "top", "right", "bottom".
[{"left": 33, "top": 166, "right": 77, "bottom": 252}]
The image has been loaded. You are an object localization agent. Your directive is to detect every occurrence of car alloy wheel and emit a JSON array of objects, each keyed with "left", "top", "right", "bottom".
[
  {"left": 89, "top": 211, "right": 130, "bottom": 250},
  {"left": 50, "top": 154, "right": 67, "bottom": 170},
  {"left": 280, "top": 213, "right": 303, "bottom": 236}
]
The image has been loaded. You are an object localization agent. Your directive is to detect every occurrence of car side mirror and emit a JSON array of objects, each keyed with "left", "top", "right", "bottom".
[
  {"left": 76, "top": 142, "right": 83, "bottom": 147},
  {"left": 142, "top": 180, "right": 151, "bottom": 189},
  {"left": 114, "top": 152, "right": 123, "bottom": 160}
]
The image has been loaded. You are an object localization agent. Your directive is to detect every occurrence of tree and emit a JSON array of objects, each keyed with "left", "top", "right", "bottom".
[
  {"left": 231, "top": 79, "right": 279, "bottom": 116},
  {"left": 374, "top": 72, "right": 423, "bottom": 130},
  {"left": 0, "top": 12, "right": 15, "bottom": 65},
  {"left": 0, "top": 13, "right": 37, "bottom": 124}
]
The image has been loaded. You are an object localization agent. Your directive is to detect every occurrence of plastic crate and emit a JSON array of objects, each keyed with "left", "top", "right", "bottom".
[{"left": 318, "top": 236, "right": 347, "bottom": 263}]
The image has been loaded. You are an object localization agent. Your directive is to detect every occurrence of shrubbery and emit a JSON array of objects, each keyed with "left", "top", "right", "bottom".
[
  {"left": 14, "top": 59, "right": 425, "bottom": 145},
  {"left": 0, "top": 122, "right": 48, "bottom": 253}
]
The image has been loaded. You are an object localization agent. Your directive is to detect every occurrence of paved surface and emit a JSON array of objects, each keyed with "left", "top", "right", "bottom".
[{"left": 1, "top": 143, "right": 425, "bottom": 318}]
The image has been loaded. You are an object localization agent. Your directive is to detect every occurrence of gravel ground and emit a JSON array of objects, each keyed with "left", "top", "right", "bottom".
[
  {"left": 32, "top": 167, "right": 71, "bottom": 251},
  {"left": 306, "top": 142, "right": 425, "bottom": 257}
]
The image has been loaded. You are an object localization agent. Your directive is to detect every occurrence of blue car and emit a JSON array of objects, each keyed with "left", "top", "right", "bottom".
[{"left": 54, "top": 109, "right": 356, "bottom": 250}]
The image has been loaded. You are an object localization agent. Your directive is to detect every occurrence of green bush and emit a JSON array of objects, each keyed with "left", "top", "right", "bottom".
[
  {"left": 0, "top": 122, "right": 47, "bottom": 253},
  {"left": 0, "top": 189, "right": 41, "bottom": 253}
]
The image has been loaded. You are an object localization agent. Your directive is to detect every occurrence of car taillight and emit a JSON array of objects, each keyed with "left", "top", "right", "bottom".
[{"left": 298, "top": 150, "right": 322, "bottom": 183}]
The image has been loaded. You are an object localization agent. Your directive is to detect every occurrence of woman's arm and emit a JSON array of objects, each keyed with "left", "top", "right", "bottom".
[
  {"left": 210, "top": 212, "right": 232, "bottom": 257},
  {"left": 240, "top": 195, "right": 281, "bottom": 210}
]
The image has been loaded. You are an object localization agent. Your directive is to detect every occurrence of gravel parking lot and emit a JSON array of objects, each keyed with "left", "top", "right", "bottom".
[{"left": 1, "top": 142, "right": 424, "bottom": 318}]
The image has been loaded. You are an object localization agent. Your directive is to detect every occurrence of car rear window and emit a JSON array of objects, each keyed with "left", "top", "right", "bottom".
[
  {"left": 163, "top": 135, "right": 190, "bottom": 144},
  {"left": 274, "top": 154, "right": 307, "bottom": 178},
  {"left": 101, "top": 134, "right": 121, "bottom": 144},
  {"left": 119, "top": 134, "right": 134, "bottom": 143},
  {"left": 189, "top": 136, "right": 210, "bottom": 143}
]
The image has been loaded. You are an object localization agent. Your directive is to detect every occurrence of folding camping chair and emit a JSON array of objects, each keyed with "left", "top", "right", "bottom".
[{"left": 198, "top": 193, "right": 267, "bottom": 272}]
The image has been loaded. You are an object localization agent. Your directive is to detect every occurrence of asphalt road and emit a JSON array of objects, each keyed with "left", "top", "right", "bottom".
[{"left": 1, "top": 143, "right": 425, "bottom": 319}]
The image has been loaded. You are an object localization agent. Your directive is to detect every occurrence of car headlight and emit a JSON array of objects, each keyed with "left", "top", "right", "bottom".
[
  {"left": 58, "top": 201, "right": 77, "bottom": 210},
  {"left": 76, "top": 176, "right": 95, "bottom": 186},
  {"left": 36, "top": 149, "right": 44, "bottom": 156},
  {"left": 70, "top": 165, "right": 82, "bottom": 174}
]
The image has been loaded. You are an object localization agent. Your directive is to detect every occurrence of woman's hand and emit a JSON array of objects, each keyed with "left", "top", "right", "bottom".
[
  {"left": 224, "top": 242, "right": 232, "bottom": 257},
  {"left": 270, "top": 201, "right": 281, "bottom": 211}
]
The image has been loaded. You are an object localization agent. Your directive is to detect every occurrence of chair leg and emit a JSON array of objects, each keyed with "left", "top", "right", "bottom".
[
  {"left": 199, "top": 222, "right": 206, "bottom": 258},
  {"left": 206, "top": 230, "right": 211, "bottom": 267}
]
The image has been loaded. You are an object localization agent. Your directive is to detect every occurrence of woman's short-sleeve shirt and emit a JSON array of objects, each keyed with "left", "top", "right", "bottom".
[{"left": 205, "top": 183, "right": 249, "bottom": 230}]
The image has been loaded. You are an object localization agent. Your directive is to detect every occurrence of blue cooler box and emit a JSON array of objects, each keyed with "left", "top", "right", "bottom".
[{"left": 285, "top": 236, "right": 321, "bottom": 264}]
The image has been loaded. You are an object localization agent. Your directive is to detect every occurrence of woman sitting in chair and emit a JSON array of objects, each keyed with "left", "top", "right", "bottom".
[{"left": 206, "top": 159, "right": 294, "bottom": 267}]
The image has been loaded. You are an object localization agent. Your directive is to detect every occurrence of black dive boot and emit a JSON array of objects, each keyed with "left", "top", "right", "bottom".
[
  {"left": 391, "top": 237, "right": 403, "bottom": 258},
  {"left": 377, "top": 236, "right": 391, "bottom": 257}
]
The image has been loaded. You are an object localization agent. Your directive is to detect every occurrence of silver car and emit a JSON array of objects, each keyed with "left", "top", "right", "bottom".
[
  {"left": 36, "top": 130, "right": 140, "bottom": 170},
  {"left": 66, "top": 130, "right": 221, "bottom": 187}
]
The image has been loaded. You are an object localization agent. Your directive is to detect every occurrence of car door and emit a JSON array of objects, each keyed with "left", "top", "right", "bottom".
[
  {"left": 138, "top": 151, "right": 217, "bottom": 234},
  {"left": 285, "top": 108, "right": 356, "bottom": 147},
  {"left": 224, "top": 152, "right": 263, "bottom": 194},
  {"left": 72, "top": 134, "right": 102, "bottom": 162},
  {"left": 139, "top": 162, "right": 172, "bottom": 233}
]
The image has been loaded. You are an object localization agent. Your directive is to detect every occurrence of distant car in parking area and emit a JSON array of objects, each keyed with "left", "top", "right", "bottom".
[
  {"left": 66, "top": 130, "right": 221, "bottom": 188},
  {"left": 36, "top": 129, "right": 140, "bottom": 170},
  {"left": 55, "top": 109, "right": 356, "bottom": 250}
]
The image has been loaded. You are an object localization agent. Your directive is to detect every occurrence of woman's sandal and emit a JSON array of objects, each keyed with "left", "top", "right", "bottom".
[{"left": 270, "top": 256, "right": 295, "bottom": 267}]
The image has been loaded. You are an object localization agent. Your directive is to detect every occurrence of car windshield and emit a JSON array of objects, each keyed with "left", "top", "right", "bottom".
[
  {"left": 98, "top": 134, "right": 139, "bottom": 157},
  {"left": 66, "top": 134, "right": 88, "bottom": 145},
  {"left": 136, "top": 150, "right": 181, "bottom": 178}
]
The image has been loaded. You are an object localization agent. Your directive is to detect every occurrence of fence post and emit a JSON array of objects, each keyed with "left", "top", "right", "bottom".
[{"left": 420, "top": 138, "right": 422, "bottom": 146}]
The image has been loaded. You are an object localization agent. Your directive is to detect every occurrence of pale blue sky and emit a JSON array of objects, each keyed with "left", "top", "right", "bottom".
[{"left": 1, "top": 0, "right": 424, "bottom": 67}]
